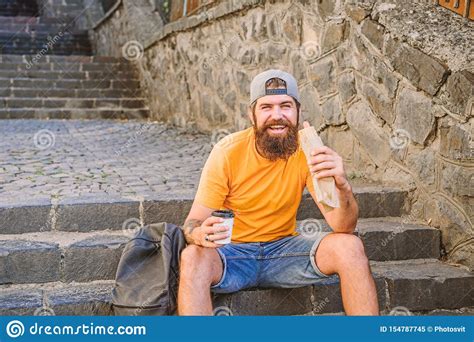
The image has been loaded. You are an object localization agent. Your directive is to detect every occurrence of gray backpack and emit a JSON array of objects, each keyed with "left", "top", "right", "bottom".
[{"left": 112, "top": 222, "right": 186, "bottom": 315}]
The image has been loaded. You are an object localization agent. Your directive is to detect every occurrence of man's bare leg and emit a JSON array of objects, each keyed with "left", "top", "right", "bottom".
[
  {"left": 315, "top": 233, "right": 379, "bottom": 315},
  {"left": 177, "top": 245, "right": 224, "bottom": 315}
]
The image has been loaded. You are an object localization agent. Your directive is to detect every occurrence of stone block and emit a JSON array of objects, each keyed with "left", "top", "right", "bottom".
[
  {"left": 62, "top": 235, "right": 128, "bottom": 282},
  {"left": 346, "top": 101, "right": 391, "bottom": 167},
  {"left": 360, "top": 80, "right": 393, "bottom": 124},
  {"left": 0, "top": 240, "right": 60, "bottom": 284},
  {"left": 439, "top": 120, "right": 473, "bottom": 160},
  {"left": 361, "top": 19, "right": 384, "bottom": 50},
  {"left": 337, "top": 71, "right": 356, "bottom": 104},
  {"left": 308, "top": 56, "right": 335, "bottom": 97},
  {"left": 386, "top": 38, "right": 448, "bottom": 96},
  {"left": 394, "top": 87, "right": 434, "bottom": 145},
  {"left": 445, "top": 70, "right": 474, "bottom": 118}
]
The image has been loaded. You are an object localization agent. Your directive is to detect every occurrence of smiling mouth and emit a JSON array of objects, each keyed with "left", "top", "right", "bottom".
[{"left": 267, "top": 125, "right": 288, "bottom": 134}]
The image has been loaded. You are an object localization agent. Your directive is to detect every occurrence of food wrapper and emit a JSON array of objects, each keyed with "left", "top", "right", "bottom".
[{"left": 299, "top": 125, "right": 340, "bottom": 210}]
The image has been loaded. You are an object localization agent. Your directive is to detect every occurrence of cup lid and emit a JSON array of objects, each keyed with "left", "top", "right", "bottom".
[{"left": 212, "top": 209, "right": 234, "bottom": 218}]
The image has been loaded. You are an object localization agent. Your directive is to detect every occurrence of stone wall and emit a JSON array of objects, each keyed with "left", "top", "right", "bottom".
[
  {"left": 37, "top": 0, "right": 84, "bottom": 19},
  {"left": 90, "top": 0, "right": 164, "bottom": 54},
  {"left": 92, "top": 0, "right": 474, "bottom": 270}
]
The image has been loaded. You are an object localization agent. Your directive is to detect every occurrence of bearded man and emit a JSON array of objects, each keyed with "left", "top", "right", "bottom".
[{"left": 177, "top": 69, "right": 379, "bottom": 316}]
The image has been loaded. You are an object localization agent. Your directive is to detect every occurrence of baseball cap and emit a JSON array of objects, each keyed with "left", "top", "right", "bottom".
[{"left": 250, "top": 69, "right": 300, "bottom": 105}]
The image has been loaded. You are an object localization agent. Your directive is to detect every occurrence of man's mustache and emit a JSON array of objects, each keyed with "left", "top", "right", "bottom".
[{"left": 260, "top": 119, "right": 295, "bottom": 130}]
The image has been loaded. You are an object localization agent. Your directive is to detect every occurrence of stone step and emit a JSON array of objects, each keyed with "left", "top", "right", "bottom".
[
  {"left": 0, "top": 46, "right": 92, "bottom": 56},
  {"left": 1, "top": 78, "right": 141, "bottom": 90},
  {"left": 0, "top": 3, "right": 38, "bottom": 17},
  {"left": 0, "top": 47, "right": 92, "bottom": 56},
  {"left": 213, "top": 259, "right": 474, "bottom": 315},
  {"left": 0, "top": 187, "right": 408, "bottom": 235},
  {"left": 0, "top": 26, "right": 87, "bottom": 34},
  {"left": 299, "top": 306, "right": 474, "bottom": 316},
  {"left": 0, "top": 87, "right": 141, "bottom": 98},
  {"left": 0, "top": 16, "right": 71, "bottom": 25},
  {"left": 0, "top": 54, "right": 125, "bottom": 64},
  {"left": 0, "top": 230, "right": 128, "bottom": 284},
  {"left": 0, "top": 61, "right": 132, "bottom": 72},
  {"left": 0, "top": 29, "right": 89, "bottom": 37},
  {"left": 0, "top": 40, "right": 91, "bottom": 49},
  {"left": 0, "top": 31, "right": 92, "bottom": 55},
  {"left": 0, "top": 24, "right": 84, "bottom": 33},
  {"left": 0, "top": 219, "right": 440, "bottom": 285},
  {"left": 0, "top": 97, "right": 146, "bottom": 109},
  {"left": 0, "top": 70, "right": 138, "bottom": 79},
  {"left": 1, "top": 259, "right": 472, "bottom": 315},
  {"left": 0, "top": 108, "right": 150, "bottom": 120},
  {"left": 306, "top": 218, "right": 441, "bottom": 261},
  {"left": 0, "top": 33, "right": 90, "bottom": 43},
  {"left": 0, "top": 281, "right": 114, "bottom": 315}
]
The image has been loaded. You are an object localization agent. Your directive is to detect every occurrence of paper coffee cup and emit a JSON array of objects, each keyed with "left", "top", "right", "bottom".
[{"left": 211, "top": 209, "right": 234, "bottom": 244}]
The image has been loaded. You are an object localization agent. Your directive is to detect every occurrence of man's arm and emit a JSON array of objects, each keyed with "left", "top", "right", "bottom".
[
  {"left": 311, "top": 181, "right": 358, "bottom": 234},
  {"left": 182, "top": 218, "right": 204, "bottom": 245},
  {"left": 307, "top": 145, "right": 359, "bottom": 234},
  {"left": 182, "top": 202, "right": 230, "bottom": 247}
]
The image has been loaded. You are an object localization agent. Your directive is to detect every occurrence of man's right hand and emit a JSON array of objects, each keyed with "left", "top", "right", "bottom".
[{"left": 191, "top": 216, "right": 230, "bottom": 248}]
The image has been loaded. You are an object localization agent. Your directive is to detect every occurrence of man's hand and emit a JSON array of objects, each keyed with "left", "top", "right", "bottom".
[
  {"left": 303, "top": 120, "right": 349, "bottom": 192},
  {"left": 183, "top": 216, "right": 230, "bottom": 248},
  {"left": 308, "top": 145, "right": 350, "bottom": 192}
]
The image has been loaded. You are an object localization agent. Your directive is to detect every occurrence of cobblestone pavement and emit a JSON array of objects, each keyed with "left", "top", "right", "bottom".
[{"left": 0, "top": 119, "right": 214, "bottom": 205}]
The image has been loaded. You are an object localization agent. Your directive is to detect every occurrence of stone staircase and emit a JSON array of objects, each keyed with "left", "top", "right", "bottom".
[
  {"left": 1, "top": 188, "right": 473, "bottom": 315},
  {"left": 0, "top": 0, "right": 38, "bottom": 17},
  {"left": 0, "top": 13, "right": 149, "bottom": 120},
  {"left": 0, "top": 16, "right": 91, "bottom": 55},
  {"left": 0, "top": 54, "right": 149, "bottom": 120}
]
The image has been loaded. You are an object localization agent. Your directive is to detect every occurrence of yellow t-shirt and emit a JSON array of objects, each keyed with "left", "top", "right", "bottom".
[{"left": 195, "top": 127, "right": 315, "bottom": 243}]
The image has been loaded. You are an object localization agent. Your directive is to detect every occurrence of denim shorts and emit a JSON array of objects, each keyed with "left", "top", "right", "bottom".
[{"left": 210, "top": 232, "right": 334, "bottom": 294}]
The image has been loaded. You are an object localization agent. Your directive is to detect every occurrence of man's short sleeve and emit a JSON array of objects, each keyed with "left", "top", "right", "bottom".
[{"left": 194, "top": 144, "right": 230, "bottom": 209}]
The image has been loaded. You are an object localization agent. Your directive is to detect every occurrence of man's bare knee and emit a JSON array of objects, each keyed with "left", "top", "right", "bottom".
[
  {"left": 316, "top": 233, "right": 369, "bottom": 275},
  {"left": 180, "top": 245, "right": 223, "bottom": 286}
]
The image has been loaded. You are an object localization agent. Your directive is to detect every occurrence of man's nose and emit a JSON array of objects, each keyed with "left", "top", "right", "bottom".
[{"left": 270, "top": 106, "right": 283, "bottom": 119}]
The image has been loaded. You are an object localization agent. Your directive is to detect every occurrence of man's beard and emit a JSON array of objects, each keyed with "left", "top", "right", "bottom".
[{"left": 253, "top": 115, "right": 299, "bottom": 161}]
